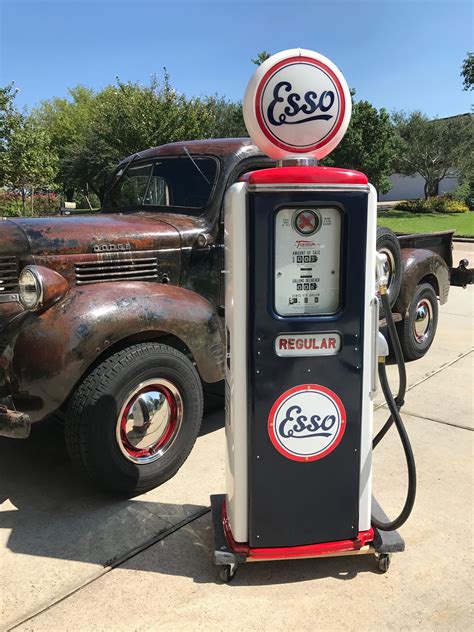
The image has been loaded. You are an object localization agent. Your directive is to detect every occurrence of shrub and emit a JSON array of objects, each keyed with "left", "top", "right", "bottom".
[
  {"left": 445, "top": 181, "right": 474, "bottom": 210},
  {"left": 394, "top": 196, "right": 469, "bottom": 214},
  {"left": 0, "top": 191, "right": 23, "bottom": 216},
  {"left": 425, "top": 196, "right": 469, "bottom": 213},
  {"left": 0, "top": 190, "right": 59, "bottom": 216},
  {"left": 31, "top": 193, "right": 60, "bottom": 214},
  {"left": 394, "top": 199, "right": 429, "bottom": 213}
]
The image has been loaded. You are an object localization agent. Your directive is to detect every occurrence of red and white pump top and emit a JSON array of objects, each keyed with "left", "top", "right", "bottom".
[{"left": 243, "top": 48, "right": 352, "bottom": 161}]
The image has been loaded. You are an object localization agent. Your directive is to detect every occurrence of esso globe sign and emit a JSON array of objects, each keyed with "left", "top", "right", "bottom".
[{"left": 243, "top": 49, "right": 352, "bottom": 160}]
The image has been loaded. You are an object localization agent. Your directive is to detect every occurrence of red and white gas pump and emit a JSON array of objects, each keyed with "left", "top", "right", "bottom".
[{"left": 211, "top": 49, "right": 416, "bottom": 582}]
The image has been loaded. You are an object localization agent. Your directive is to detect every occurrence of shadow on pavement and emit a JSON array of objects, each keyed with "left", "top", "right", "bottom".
[
  {"left": 119, "top": 512, "right": 380, "bottom": 586},
  {"left": 0, "top": 399, "right": 377, "bottom": 591},
  {"left": 0, "top": 408, "right": 221, "bottom": 570}
]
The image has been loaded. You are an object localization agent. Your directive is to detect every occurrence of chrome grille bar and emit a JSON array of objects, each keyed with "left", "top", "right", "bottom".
[
  {"left": 0, "top": 256, "right": 19, "bottom": 294},
  {"left": 74, "top": 256, "right": 159, "bottom": 285}
]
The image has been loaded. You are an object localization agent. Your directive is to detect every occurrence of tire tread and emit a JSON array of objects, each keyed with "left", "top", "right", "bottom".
[{"left": 65, "top": 343, "right": 203, "bottom": 495}]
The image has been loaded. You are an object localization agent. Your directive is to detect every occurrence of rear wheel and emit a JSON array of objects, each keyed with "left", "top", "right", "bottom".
[
  {"left": 377, "top": 227, "right": 402, "bottom": 317},
  {"left": 396, "top": 283, "right": 439, "bottom": 361},
  {"left": 65, "top": 342, "right": 203, "bottom": 495}
]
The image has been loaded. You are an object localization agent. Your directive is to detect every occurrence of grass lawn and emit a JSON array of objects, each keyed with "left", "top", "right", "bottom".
[{"left": 378, "top": 210, "right": 474, "bottom": 238}]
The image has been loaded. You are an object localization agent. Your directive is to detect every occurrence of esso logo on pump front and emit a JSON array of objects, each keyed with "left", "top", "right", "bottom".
[
  {"left": 243, "top": 48, "right": 352, "bottom": 160},
  {"left": 268, "top": 384, "right": 346, "bottom": 462}
]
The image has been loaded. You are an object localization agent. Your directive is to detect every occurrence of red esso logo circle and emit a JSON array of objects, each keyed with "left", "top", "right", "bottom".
[
  {"left": 268, "top": 384, "right": 346, "bottom": 462},
  {"left": 243, "top": 49, "right": 351, "bottom": 160}
]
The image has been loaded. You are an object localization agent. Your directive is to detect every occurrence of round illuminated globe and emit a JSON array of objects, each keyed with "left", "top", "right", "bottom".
[{"left": 243, "top": 48, "right": 352, "bottom": 160}]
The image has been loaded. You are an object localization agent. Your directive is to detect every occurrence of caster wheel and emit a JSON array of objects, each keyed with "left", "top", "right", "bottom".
[
  {"left": 377, "top": 553, "right": 391, "bottom": 573},
  {"left": 218, "top": 564, "right": 237, "bottom": 583}
]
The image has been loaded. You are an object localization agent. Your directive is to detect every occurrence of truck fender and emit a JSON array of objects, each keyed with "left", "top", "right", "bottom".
[
  {"left": 11, "top": 282, "right": 224, "bottom": 422},
  {"left": 395, "top": 248, "right": 450, "bottom": 317}
]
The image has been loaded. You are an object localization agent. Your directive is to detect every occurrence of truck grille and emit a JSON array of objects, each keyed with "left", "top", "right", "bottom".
[
  {"left": 0, "top": 256, "right": 19, "bottom": 296},
  {"left": 75, "top": 256, "right": 159, "bottom": 285}
]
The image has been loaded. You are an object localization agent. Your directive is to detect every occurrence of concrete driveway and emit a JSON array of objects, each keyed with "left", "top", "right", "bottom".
[{"left": 1, "top": 245, "right": 472, "bottom": 631}]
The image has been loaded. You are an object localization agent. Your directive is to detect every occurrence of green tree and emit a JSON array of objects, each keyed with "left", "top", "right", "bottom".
[
  {"left": 461, "top": 52, "right": 474, "bottom": 91},
  {"left": 37, "top": 73, "right": 248, "bottom": 203},
  {"left": 2, "top": 115, "right": 57, "bottom": 213},
  {"left": 251, "top": 51, "right": 271, "bottom": 66},
  {"left": 0, "top": 83, "right": 22, "bottom": 184},
  {"left": 392, "top": 111, "right": 473, "bottom": 198},
  {"left": 33, "top": 86, "right": 96, "bottom": 200},
  {"left": 324, "top": 100, "right": 398, "bottom": 193}
]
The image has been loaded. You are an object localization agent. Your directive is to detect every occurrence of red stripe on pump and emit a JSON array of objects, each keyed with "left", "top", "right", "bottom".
[{"left": 240, "top": 166, "right": 368, "bottom": 186}]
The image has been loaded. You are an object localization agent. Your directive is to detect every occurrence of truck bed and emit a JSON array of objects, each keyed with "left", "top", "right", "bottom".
[
  {"left": 396, "top": 229, "right": 472, "bottom": 287},
  {"left": 397, "top": 230, "right": 454, "bottom": 268}
]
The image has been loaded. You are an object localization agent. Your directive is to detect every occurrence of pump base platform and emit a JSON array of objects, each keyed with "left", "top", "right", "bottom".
[{"left": 211, "top": 494, "right": 404, "bottom": 580}]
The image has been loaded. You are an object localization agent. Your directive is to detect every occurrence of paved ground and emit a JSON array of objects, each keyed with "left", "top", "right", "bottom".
[{"left": 1, "top": 245, "right": 472, "bottom": 631}]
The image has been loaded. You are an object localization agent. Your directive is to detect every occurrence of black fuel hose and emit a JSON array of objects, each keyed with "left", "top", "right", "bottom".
[
  {"left": 373, "top": 291, "right": 407, "bottom": 448},
  {"left": 371, "top": 290, "right": 416, "bottom": 531}
]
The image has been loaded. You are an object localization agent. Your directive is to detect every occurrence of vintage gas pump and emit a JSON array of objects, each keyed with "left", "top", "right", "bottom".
[{"left": 211, "top": 49, "right": 415, "bottom": 582}]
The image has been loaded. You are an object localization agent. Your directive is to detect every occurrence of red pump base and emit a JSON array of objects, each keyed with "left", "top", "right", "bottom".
[{"left": 210, "top": 494, "right": 404, "bottom": 582}]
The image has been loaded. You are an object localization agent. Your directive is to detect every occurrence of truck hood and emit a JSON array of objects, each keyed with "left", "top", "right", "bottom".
[
  {"left": 6, "top": 214, "right": 181, "bottom": 256},
  {"left": 0, "top": 219, "right": 30, "bottom": 257}
]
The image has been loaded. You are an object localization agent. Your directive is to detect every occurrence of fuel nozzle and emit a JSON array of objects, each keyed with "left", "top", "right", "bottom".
[
  {"left": 376, "top": 251, "right": 389, "bottom": 295},
  {"left": 375, "top": 251, "right": 389, "bottom": 365}
]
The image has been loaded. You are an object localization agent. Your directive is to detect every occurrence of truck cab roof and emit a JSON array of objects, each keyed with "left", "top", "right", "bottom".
[{"left": 118, "top": 138, "right": 262, "bottom": 166}]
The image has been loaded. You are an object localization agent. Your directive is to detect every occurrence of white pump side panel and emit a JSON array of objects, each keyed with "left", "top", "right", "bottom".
[
  {"left": 358, "top": 183, "right": 378, "bottom": 531},
  {"left": 224, "top": 182, "right": 248, "bottom": 542}
]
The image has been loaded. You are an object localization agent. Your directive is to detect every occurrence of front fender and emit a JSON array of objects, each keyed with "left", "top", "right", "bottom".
[
  {"left": 11, "top": 282, "right": 224, "bottom": 421},
  {"left": 395, "top": 248, "right": 450, "bottom": 317}
]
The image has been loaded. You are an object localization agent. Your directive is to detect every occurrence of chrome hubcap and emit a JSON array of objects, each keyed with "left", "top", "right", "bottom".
[
  {"left": 413, "top": 299, "right": 433, "bottom": 343},
  {"left": 116, "top": 379, "right": 183, "bottom": 464},
  {"left": 379, "top": 247, "right": 396, "bottom": 298}
]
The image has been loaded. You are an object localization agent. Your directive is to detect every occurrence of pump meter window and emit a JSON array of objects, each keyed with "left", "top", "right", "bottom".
[{"left": 274, "top": 207, "right": 342, "bottom": 316}]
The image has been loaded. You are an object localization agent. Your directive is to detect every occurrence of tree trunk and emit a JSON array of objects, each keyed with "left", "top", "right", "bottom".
[
  {"left": 424, "top": 179, "right": 440, "bottom": 199},
  {"left": 429, "top": 181, "right": 439, "bottom": 198},
  {"left": 21, "top": 189, "right": 26, "bottom": 214}
]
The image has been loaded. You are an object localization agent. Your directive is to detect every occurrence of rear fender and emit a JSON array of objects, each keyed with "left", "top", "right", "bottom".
[
  {"left": 395, "top": 248, "right": 450, "bottom": 317},
  {"left": 11, "top": 282, "right": 224, "bottom": 421}
]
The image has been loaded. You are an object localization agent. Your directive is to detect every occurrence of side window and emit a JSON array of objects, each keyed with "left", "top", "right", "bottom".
[
  {"left": 109, "top": 163, "right": 153, "bottom": 207},
  {"left": 144, "top": 176, "right": 170, "bottom": 205}
]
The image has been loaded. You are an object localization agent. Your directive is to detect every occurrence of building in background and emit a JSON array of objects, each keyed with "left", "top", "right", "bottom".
[
  {"left": 380, "top": 113, "right": 468, "bottom": 202},
  {"left": 379, "top": 172, "right": 459, "bottom": 202}
]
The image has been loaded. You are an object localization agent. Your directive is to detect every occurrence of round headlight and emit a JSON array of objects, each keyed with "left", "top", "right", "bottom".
[{"left": 19, "top": 267, "right": 43, "bottom": 310}]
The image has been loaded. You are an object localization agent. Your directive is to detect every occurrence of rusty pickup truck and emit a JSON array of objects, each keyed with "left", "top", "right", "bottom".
[{"left": 0, "top": 138, "right": 470, "bottom": 495}]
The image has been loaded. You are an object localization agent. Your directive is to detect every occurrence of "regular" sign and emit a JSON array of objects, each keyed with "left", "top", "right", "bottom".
[{"left": 275, "top": 333, "right": 341, "bottom": 357}]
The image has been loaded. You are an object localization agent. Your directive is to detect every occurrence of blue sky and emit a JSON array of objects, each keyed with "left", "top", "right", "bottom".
[{"left": 1, "top": 0, "right": 472, "bottom": 117}]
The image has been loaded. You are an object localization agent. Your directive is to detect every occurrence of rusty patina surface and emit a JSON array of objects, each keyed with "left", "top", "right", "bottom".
[
  {"left": 0, "top": 138, "right": 269, "bottom": 426},
  {"left": 395, "top": 248, "right": 450, "bottom": 317},
  {"left": 10, "top": 282, "right": 224, "bottom": 421},
  {"left": 0, "top": 403, "right": 30, "bottom": 438}
]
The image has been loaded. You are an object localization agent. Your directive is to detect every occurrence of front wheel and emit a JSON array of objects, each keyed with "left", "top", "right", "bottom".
[
  {"left": 65, "top": 342, "right": 204, "bottom": 495},
  {"left": 396, "top": 283, "right": 439, "bottom": 361}
]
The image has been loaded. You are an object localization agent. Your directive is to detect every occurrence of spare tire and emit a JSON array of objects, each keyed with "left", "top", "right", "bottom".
[{"left": 376, "top": 226, "right": 402, "bottom": 316}]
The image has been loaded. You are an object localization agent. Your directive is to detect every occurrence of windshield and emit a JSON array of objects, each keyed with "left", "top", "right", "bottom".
[{"left": 104, "top": 155, "right": 218, "bottom": 214}]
